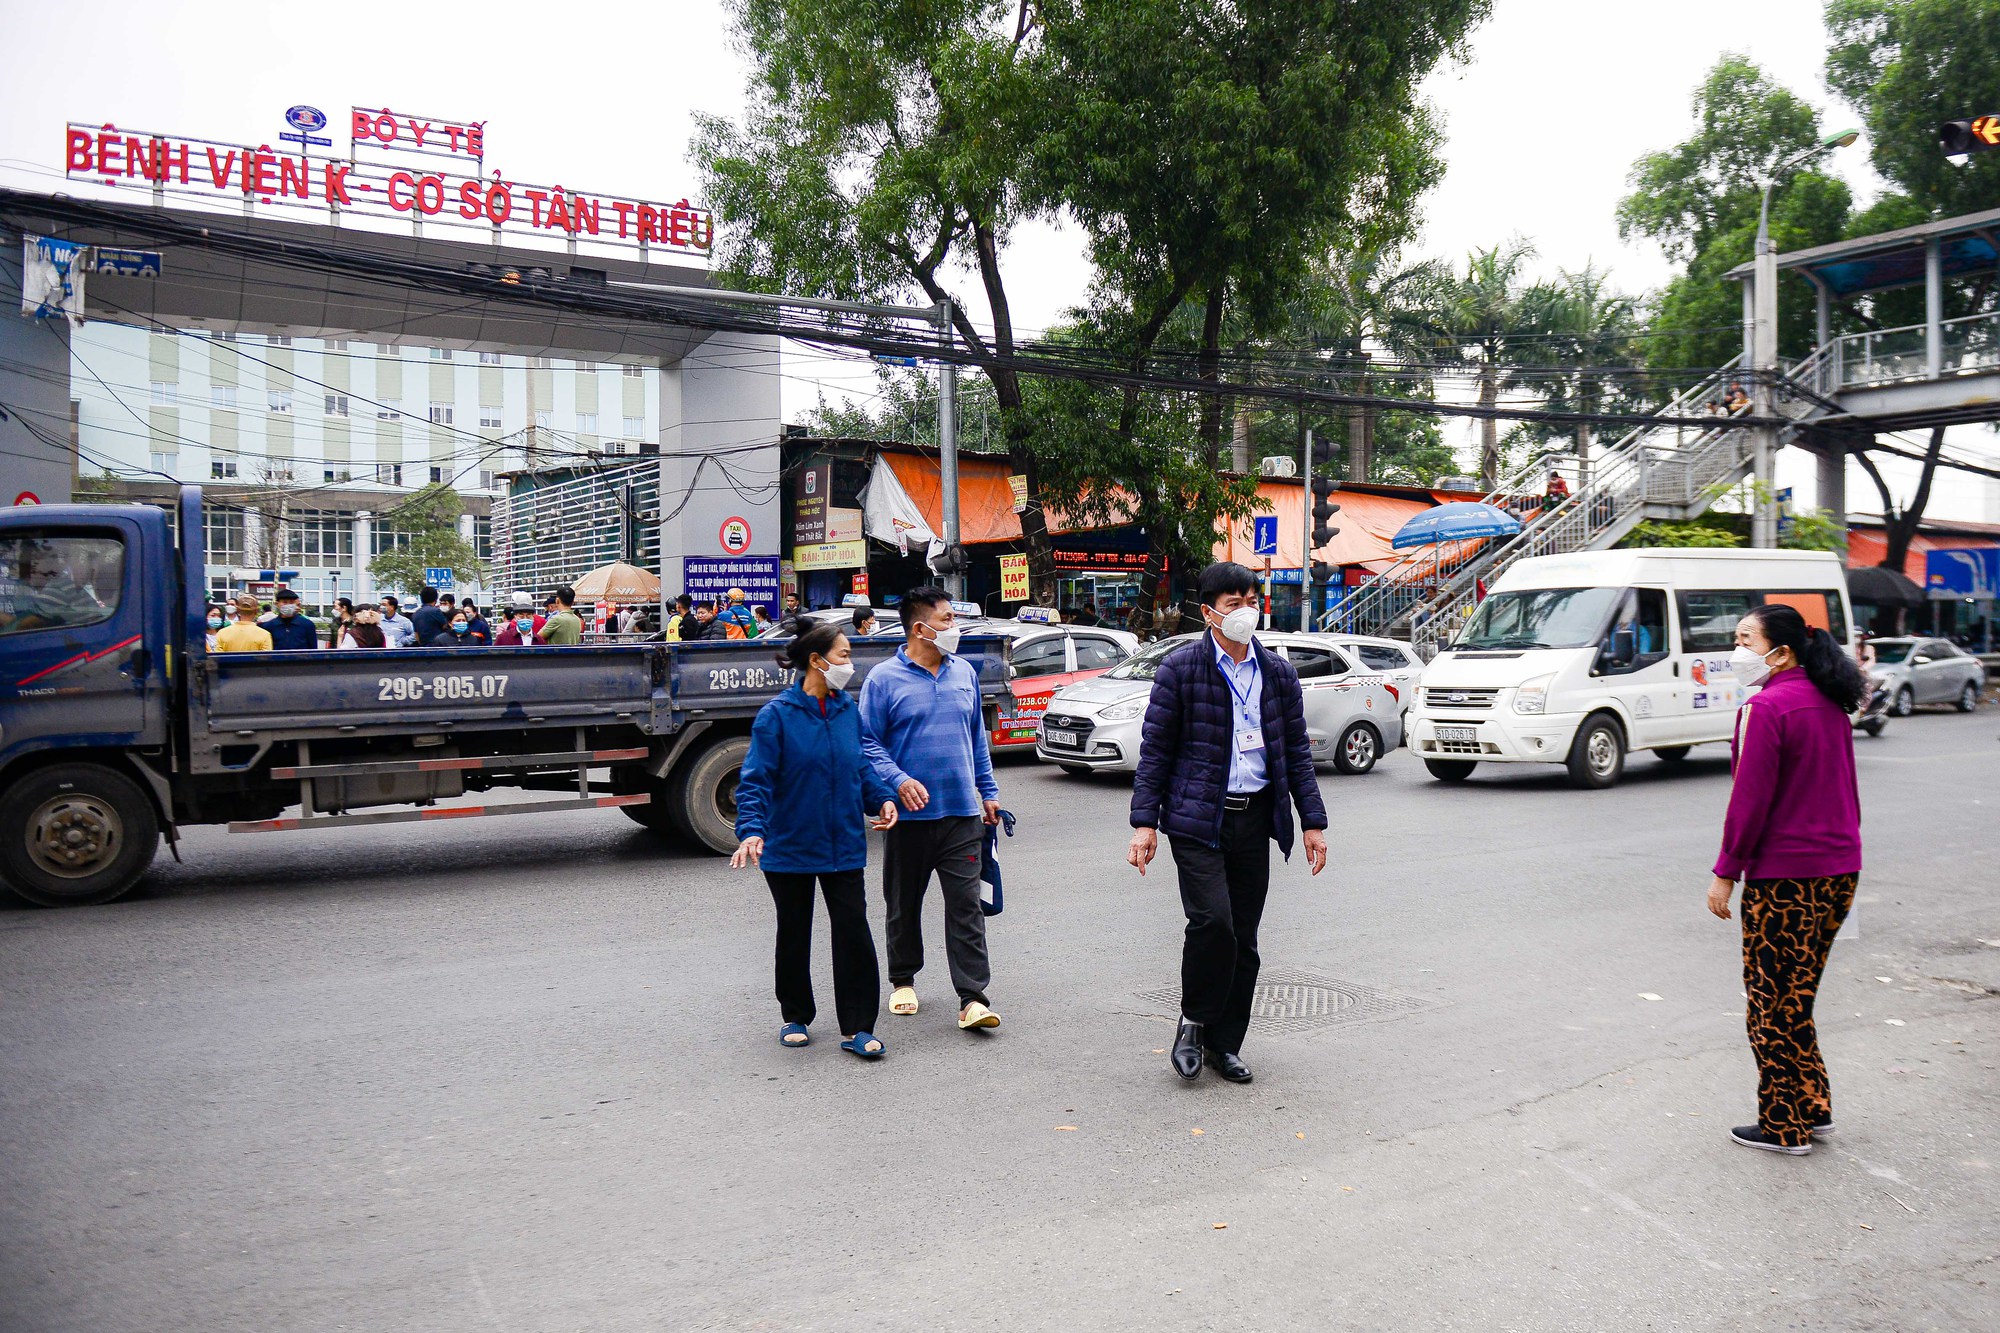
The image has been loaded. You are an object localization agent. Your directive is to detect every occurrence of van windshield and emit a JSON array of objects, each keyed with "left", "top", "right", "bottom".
[{"left": 1456, "top": 587, "right": 1622, "bottom": 650}]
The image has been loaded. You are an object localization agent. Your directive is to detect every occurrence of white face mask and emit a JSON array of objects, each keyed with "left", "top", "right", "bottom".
[
  {"left": 1209, "top": 605, "right": 1259, "bottom": 645},
  {"left": 925, "top": 623, "right": 962, "bottom": 655},
  {"left": 818, "top": 659, "right": 855, "bottom": 691},
  {"left": 1729, "top": 643, "right": 1779, "bottom": 688}
]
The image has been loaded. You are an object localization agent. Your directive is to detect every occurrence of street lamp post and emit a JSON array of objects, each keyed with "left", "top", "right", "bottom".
[{"left": 1750, "top": 129, "right": 1859, "bottom": 548}]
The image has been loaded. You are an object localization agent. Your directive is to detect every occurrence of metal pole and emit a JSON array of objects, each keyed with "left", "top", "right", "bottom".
[
  {"left": 1751, "top": 180, "right": 1779, "bottom": 549},
  {"left": 1924, "top": 236, "right": 1943, "bottom": 381},
  {"left": 1301, "top": 427, "right": 1313, "bottom": 631},
  {"left": 937, "top": 298, "right": 963, "bottom": 600}
]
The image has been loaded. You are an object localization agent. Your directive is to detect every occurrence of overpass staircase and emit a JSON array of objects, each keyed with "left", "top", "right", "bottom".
[{"left": 1323, "top": 357, "right": 1757, "bottom": 652}]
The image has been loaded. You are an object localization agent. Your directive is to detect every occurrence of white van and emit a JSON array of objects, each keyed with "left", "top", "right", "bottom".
[{"left": 1407, "top": 549, "right": 1855, "bottom": 788}]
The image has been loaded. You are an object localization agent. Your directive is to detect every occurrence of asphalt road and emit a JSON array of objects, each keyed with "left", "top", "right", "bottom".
[{"left": 3, "top": 710, "right": 1996, "bottom": 1332}]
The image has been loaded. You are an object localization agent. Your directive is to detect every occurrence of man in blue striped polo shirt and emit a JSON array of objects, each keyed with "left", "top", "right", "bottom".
[{"left": 859, "top": 586, "right": 1004, "bottom": 1032}]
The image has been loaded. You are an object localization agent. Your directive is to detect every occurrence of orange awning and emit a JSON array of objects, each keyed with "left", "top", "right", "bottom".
[
  {"left": 1847, "top": 528, "right": 2000, "bottom": 581},
  {"left": 877, "top": 452, "right": 1128, "bottom": 544},
  {"left": 1213, "top": 481, "right": 1444, "bottom": 569}
]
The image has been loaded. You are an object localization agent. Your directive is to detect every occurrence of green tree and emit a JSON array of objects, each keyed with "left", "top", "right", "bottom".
[
  {"left": 1618, "top": 56, "right": 1854, "bottom": 374},
  {"left": 1826, "top": 0, "right": 2000, "bottom": 218},
  {"left": 1621, "top": 518, "right": 1746, "bottom": 548},
  {"left": 1431, "top": 239, "right": 1559, "bottom": 491},
  {"left": 693, "top": 0, "right": 1062, "bottom": 596},
  {"left": 368, "top": 485, "right": 486, "bottom": 597}
]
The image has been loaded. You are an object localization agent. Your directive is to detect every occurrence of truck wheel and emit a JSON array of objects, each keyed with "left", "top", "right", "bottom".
[
  {"left": 0, "top": 763, "right": 160, "bottom": 907},
  {"left": 674, "top": 736, "right": 751, "bottom": 855},
  {"left": 1566, "top": 715, "right": 1626, "bottom": 789},
  {"left": 1423, "top": 758, "right": 1476, "bottom": 782},
  {"left": 1654, "top": 746, "right": 1691, "bottom": 763},
  {"left": 608, "top": 766, "right": 670, "bottom": 832},
  {"left": 1334, "top": 721, "right": 1380, "bottom": 775}
]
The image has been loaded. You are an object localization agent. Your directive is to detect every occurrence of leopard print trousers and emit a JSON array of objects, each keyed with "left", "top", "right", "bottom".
[{"left": 1742, "top": 873, "right": 1858, "bottom": 1147}]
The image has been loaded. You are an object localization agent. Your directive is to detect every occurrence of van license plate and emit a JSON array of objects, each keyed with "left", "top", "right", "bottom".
[
  {"left": 1044, "top": 728, "right": 1079, "bottom": 747},
  {"left": 1435, "top": 725, "right": 1476, "bottom": 743}
]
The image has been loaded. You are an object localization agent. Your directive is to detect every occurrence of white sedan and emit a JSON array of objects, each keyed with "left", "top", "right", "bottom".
[{"left": 1035, "top": 631, "right": 1404, "bottom": 776}]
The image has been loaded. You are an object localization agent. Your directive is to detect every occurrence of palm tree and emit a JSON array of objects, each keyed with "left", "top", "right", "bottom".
[
  {"left": 1432, "top": 240, "right": 1552, "bottom": 491},
  {"left": 1540, "top": 265, "right": 1643, "bottom": 488},
  {"left": 1321, "top": 247, "right": 1452, "bottom": 481}
]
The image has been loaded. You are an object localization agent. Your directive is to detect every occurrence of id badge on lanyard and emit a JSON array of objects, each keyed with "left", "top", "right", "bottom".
[{"left": 1225, "top": 655, "right": 1263, "bottom": 755}]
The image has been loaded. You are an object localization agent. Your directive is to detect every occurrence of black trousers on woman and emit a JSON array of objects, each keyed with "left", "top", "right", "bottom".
[
  {"left": 1742, "top": 873, "right": 1857, "bottom": 1147},
  {"left": 765, "top": 869, "right": 880, "bottom": 1035}
]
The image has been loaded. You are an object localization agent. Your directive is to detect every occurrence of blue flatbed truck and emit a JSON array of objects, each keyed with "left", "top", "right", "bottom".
[{"left": 0, "top": 488, "right": 1008, "bottom": 907}]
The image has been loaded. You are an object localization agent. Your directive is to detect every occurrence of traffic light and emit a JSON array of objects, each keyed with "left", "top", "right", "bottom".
[
  {"left": 1310, "top": 473, "right": 1342, "bottom": 550},
  {"left": 1938, "top": 115, "right": 2000, "bottom": 157}
]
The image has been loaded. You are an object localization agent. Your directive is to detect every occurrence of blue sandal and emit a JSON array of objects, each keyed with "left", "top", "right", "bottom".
[
  {"left": 841, "top": 1030, "right": 885, "bottom": 1060},
  {"left": 778, "top": 1023, "right": 810, "bottom": 1048}
]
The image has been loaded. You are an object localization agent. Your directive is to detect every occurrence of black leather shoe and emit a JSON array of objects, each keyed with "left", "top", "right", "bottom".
[
  {"left": 1205, "top": 1049, "right": 1253, "bottom": 1083},
  {"left": 1171, "top": 1019, "right": 1205, "bottom": 1081}
]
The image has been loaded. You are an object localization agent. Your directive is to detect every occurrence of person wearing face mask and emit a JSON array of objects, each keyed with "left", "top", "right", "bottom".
[
  {"left": 493, "top": 592, "right": 544, "bottom": 646},
  {"left": 378, "top": 596, "right": 417, "bottom": 648},
  {"left": 858, "top": 585, "right": 1005, "bottom": 1031},
  {"left": 428, "top": 609, "right": 478, "bottom": 647},
  {"left": 205, "top": 604, "right": 227, "bottom": 652},
  {"left": 1708, "top": 603, "right": 1869, "bottom": 1157},
  {"left": 1127, "top": 562, "right": 1328, "bottom": 1085},
  {"left": 259, "top": 587, "right": 321, "bottom": 650},
  {"left": 731, "top": 623, "right": 902, "bottom": 1059},
  {"left": 329, "top": 597, "right": 355, "bottom": 649}
]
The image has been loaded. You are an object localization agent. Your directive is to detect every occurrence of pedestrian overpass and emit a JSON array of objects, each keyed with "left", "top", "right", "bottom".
[{"left": 1328, "top": 207, "right": 2000, "bottom": 649}]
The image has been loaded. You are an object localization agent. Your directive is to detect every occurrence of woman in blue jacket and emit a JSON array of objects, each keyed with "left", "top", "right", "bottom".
[{"left": 732, "top": 623, "right": 900, "bottom": 1059}]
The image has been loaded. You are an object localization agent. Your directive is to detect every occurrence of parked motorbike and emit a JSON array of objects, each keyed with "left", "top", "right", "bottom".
[{"left": 1854, "top": 675, "right": 1891, "bottom": 737}]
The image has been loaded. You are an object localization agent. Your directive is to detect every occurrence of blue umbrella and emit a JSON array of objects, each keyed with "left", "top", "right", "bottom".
[{"left": 1392, "top": 501, "right": 1523, "bottom": 550}]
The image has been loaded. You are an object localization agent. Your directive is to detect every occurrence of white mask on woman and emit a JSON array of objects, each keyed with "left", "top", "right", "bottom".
[
  {"left": 1729, "top": 643, "right": 1780, "bottom": 688},
  {"left": 1210, "top": 605, "right": 1260, "bottom": 645},
  {"left": 819, "top": 659, "right": 855, "bottom": 691}
]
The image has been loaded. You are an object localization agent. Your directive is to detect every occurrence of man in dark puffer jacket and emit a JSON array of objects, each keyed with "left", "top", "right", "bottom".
[{"left": 1128, "top": 562, "right": 1328, "bottom": 1084}]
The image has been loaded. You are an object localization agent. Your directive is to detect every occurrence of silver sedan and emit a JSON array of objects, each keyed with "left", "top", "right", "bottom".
[
  {"left": 1035, "top": 631, "right": 1404, "bottom": 776},
  {"left": 1867, "top": 636, "right": 1986, "bottom": 715}
]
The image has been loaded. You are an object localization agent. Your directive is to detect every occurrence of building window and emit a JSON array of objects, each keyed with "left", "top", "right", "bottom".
[
  {"left": 478, "top": 410, "right": 502, "bottom": 429},
  {"left": 622, "top": 364, "right": 644, "bottom": 379},
  {"left": 533, "top": 410, "right": 552, "bottom": 430},
  {"left": 265, "top": 334, "right": 293, "bottom": 347},
  {"left": 204, "top": 507, "right": 245, "bottom": 564},
  {"left": 376, "top": 463, "right": 403, "bottom": 486},
  {"left": 325, "top": 339, "right": 350, "bottom": 352},
  {"left": 473, "top": 515, "right": 493, "bottom": 560},
  {"left": 211, "top": 457, "right": 238, "bottom": 479},
  {"left": 478, "top": 351, "right": 502, "bottom": 365},
  {"left": 377, "top": 342, "right": 399, "bottom": 354},
  {"left": 150, "top": 381, "right": 176, "bottom": 405},
  {"left": 268, "top": 390, "right": 293, "bottom": 414},
  {"left": 576, "top": 412, "right": 598, "bottom": 434},
  {"left": 528, "top": 356, "right": 552, "bottom": 369},
  {"left": 211, "top": 384, "right": 238, "bottom": 409},
  {"left": 429, "top": 347, "right": 453, "bottom": 360},
  {"left": 429, "top": 402, "right": 453, "bottom": 426},
  {"left": 287, "top": 509, "right": 355, "bottom": 563},
  {"left": 376, "top": 399, "right": 401, "bottom": 420},
  {"left": 371, "top": 522, "right": 415, "bottom": 556},
  {"left": 264, "top": 462, "right": 296, "bottom": 483},
  {"left": 429, "top": 466, "right": 446, "bottom": 484},
  {"left": 210, "top": 331, "right": 236, "bottom": 342},
  {"left": 324, "top": 394, "right": 349, "bottom": 417},
  {"left": 149, "top": 451, "right": 174, "bottom": 474},
  {"left": 576, "top": 362, "right": 597, "bottom": 376},
  {"left": 478, "top": 470, "right": 496, "bottom": 491},
  {"left": 622, "top": 416, "right": 644, "bottom": 438},
  {"left": 322, "top": 468, "right": 352, "bottom": 483}
]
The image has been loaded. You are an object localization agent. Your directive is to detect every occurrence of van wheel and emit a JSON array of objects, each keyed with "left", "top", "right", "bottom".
[
  {"left": 673, "top": 736, "right": 751, "bottom": 855},
  {"left": 0, "top": 763, "right": 160, "bottom": 907},
  {"left": 1566, "top": 715, "right": 1626, "bottom": 789},
  {"left": 1423, "top": 758, "right": 1476, "bottom": 782},
  {"left": 1334, "top": 722, "right": 1380, "bottom": 775},
  {"left": 1654, "top": 746, "right": 1691, "bottom": 763}
]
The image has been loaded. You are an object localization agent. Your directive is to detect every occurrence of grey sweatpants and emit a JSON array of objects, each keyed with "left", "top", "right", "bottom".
[{"left": 881, "top": 815, "right": 990, "bottom": 1007}]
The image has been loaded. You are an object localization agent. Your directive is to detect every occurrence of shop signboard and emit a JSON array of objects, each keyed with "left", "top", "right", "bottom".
[
  {"left": 793, "top": 539, "right": 868, "bottom": 571},
  {"left": 999, "top": 553, "right": 1030, "bottom": 601},
  {"left": 826, "top": 507, "right": 863, "bottom": 543},
  {"left": 1008, "top": 474, "right": 1029, "bottom": 513},
  {"left": 1925, "top": 547, "right": 1999, "bottom": 601},
  {"left": 792, "top": 463, "right": 831, "bottom": 545}
]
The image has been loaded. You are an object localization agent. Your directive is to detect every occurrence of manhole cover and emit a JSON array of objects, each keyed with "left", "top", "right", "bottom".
[{"left": 1132, "top": 968, "right": 1442, "bottom": 1035}]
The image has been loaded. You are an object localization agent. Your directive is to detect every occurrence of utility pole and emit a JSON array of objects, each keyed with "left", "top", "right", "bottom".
[
  {"left": 1299, "top": 427, "right": 1313, "bottom": 630},
  {"left": 937, "top": 297, "right": 963, "bottom": 600}
]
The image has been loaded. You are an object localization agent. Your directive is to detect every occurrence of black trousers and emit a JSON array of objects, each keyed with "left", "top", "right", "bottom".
[
  {"left": 881, "top": 816, "right": 990, "bottom": 1007},
  {"left": 765, "top": 869, "right": 880, "bottom": 1036},
  {"left": 1743, "top": 873, "right": 1857, "bottom": 1147},
  {"left": 1168, "top": 789, "right": 1274, "bottom": 1056}
]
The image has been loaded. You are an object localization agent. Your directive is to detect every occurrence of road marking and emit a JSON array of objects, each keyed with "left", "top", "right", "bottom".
[{"left": 1538, "top": 1153, "right": 1727, "bottom": 1272}]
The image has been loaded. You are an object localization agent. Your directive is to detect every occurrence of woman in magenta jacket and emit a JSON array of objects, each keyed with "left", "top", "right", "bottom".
[{"left": 1708, "top": 602, "right": 1869, "bottom": 1156}]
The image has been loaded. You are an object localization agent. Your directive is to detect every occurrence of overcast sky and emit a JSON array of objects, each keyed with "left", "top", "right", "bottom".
[{"left": 2, "top": 0, "right": 1992, "bottom": 518}]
